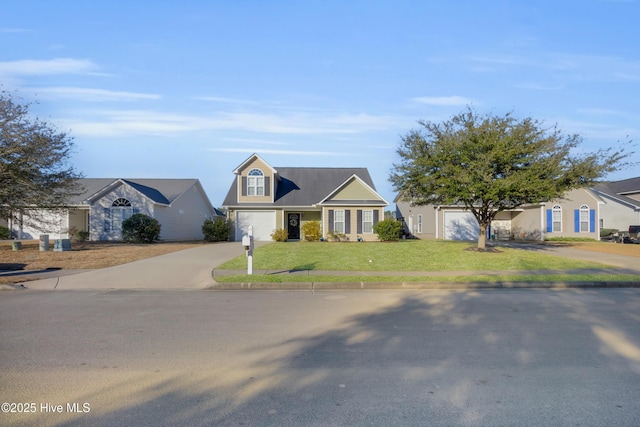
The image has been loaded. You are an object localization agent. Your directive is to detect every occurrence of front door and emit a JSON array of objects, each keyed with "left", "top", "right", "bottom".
[{"left": 287, "top": 213, "right": 300, "bottom": 240}]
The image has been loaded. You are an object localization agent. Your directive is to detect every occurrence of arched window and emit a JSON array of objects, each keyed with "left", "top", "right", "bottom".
[
  {"left": 580, "top": 205, "right": 590, "bottom": 232},
  {"left": 106, "top": 198, "right": 135, "bottom": 234},
  {"left": 112, "top": 198, "right": 132, "bottom": 207},
  {"left": 552, "top": 205, "right": 562, "bottom": 232},
  {"left": 247, "top": 168, "right": 264, "bottom": 196}
]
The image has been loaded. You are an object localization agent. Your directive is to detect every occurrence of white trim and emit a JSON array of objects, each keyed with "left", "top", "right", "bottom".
[
  {"left": 552, "top": 204, "right": 562, "bottom": 233},
  {"left": 318, "top": 174, "right": 389, "bottom": 206},
  {"left": 333, "top": 209, "right": 345, "bottom": 234},
  {"left": 232, "top": 153, "right": 278, "bottom": 175}
]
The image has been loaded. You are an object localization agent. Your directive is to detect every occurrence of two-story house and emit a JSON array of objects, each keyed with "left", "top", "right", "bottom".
[{"left": 222, "top": 154, "right": 389, "bottom": 241}]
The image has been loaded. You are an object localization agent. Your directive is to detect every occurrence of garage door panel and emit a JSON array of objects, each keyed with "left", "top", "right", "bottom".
[
  {"left": 444, "top": 211, "right": 479, "bottom": 241},
  {"left": 236, "top": 211, "right": 275, "bottom": 241}
]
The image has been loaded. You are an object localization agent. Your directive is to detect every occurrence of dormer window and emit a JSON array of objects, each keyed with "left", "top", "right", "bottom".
[{"left": 247, "top": 169, "right": 264, "bottom": 196}]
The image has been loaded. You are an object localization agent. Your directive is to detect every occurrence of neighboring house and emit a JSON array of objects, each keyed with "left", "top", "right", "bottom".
[
  {"left": 7, "top": 178, "right": 220, "bottom": 241},
  {"left": 222, "top": 153, "right": 389, "bottom": 241},
  {"left": 395, "top": 176, "right": 640, "bottom": 241},
  {"left": 591, "top": 177, "right": 640, "bottom": 231}
]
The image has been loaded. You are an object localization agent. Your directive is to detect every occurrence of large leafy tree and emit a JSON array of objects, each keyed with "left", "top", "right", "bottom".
[
  {"left": 0, "top": 90, "right": 82, "bottom": 227},
  {"left": 391, "top": 108, "right": 628, "bottom": 250}
]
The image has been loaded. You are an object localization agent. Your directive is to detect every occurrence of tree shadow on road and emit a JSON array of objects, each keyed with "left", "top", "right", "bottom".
[{"left": 16, "top": 290, "right": 640, "bottom": 427}]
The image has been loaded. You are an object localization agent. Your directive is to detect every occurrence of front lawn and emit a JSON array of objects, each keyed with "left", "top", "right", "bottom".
[
  {"left": 217, "top": 240, "right": 605, "bottom": 272},
  {"left": 216, "top": 240, "right": 640, "bottom": 284}
]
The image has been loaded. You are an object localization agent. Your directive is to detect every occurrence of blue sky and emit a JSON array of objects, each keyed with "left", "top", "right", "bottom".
[{"left": 1, "top": 0, "right": 638, "bottom": 207}]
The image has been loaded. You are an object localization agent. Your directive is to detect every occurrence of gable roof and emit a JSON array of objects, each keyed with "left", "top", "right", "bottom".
[
  {"left": 69, "top": 178, "right": 205, "bottom": 206},
  {"left": 592, "top": 177, "right": 640, "bottom": 209},
  {"left": 232, "top": 153, "right": 278, "bottom": 175},
  {"left": 223, "top": 166, "right": 387, "bottom": 207}
]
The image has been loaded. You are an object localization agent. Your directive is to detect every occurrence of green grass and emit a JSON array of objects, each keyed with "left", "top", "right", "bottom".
[{"left": 218, "top": 240, "right": 606, "bottom": 272}]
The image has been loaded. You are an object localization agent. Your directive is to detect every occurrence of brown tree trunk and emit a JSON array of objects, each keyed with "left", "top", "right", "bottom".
[{"left": 478, "top": 223, "right": 487, "bottom": 250}]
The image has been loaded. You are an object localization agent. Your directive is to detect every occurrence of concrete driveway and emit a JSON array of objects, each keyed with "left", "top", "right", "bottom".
[{"left": 23, "top": 241, "right": 258, "bottom": 291}]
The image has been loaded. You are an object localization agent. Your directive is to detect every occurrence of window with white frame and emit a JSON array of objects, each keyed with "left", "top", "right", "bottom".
[
  {"left": 109, "top": 198, "right": 134, "bottom": 232},
  {"left": 362, "top": 210, "right": 373, "bottom": 233},
  {"left": 580, "top": 205, "right": 590, "bottom": 232},
  {"left": 334, "top": 210, "right": 345, "bottom": 233},
  {"left": 552, "top": 205, "right": 562, "bottom": 232},
  {"left": 247, "top": 169, "right": 264, "bottom": 196},
  {"left": 417, "top": 214, "right": 423, "bottom": 233}
]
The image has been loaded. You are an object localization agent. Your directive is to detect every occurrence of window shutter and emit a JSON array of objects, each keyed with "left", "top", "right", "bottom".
[
  {"left": 357, "top": 210, "right": 363, "bottom": 234},
  {"left": 574, "top": 209, "right": 580, "bottom": 233},
  {"left": 103, "top": 207, "right": 110, "bottom": 232},
  {"left": 241, "top": 177, "right": 247, "bottom": 196},
  {"left": 590, "top": 209, "right": 596, "bottom": 233},
  {"left": 265, "top": 176, "right": 270, "bottom": 197},
  {"left": 546, "top": 210, "right": 552, "bottom": 233},
  {"left": 328, "top": 210, "right": 334, "bottom": 232},
  {"left": 345, "top": 210, "right": 351, "bottom": 234},
  {"left": 373, "top": 209, "right": 379, "bottom": 224}
]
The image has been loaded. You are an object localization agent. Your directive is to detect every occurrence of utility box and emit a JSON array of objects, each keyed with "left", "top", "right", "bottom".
[
  {"left": 39, "top": 234, "right": 49, "bottom": 251},
  {"left": 54, "top": 238, "right": 72, "bottom": 252}
]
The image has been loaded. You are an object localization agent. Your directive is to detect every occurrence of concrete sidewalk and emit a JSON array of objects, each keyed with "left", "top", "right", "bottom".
[{"left": 18, "top": 242, "right": 252, "bottom": 290}]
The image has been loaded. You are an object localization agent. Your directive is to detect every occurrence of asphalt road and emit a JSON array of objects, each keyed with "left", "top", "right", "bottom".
[{"left": 1, "top": 289, "right": 639, "bottom": 426}]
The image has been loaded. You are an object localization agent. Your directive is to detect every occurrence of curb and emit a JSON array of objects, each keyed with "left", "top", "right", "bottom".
[{"left": 205, "top": 280, "right": 640, "bottom": 291}]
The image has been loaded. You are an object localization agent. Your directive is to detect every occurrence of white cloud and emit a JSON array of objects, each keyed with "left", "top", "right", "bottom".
[
  {"left": 468, "top": 52, "right": 640, "bottom": 82},
  {"left": 194, "top": 96, "right": 261, "bottom": 105},
  {"left": 0, "top": 28, "right": 31, "bottom": 33},
  {"left": 62, "top": 109, "right": 405, "bottom": 137},
  {"left": 221, "top": 137, "right": 288, "bottom": 146},
  {"left": 0, "top": 58, "right": 98, "bottom": 76},
  {"left": 209, "top": 148, "right": 341, "bottom": 156},
  {"left": 513, "top": 82, "right": 564, "bottom": 91},
  {"left": 553, "top": 117, "right": 638, "bottom": 141},
  {"left": 31, "top": 87, "right": 161, "bottom": 102},
  {"left": 411, "top": 96, "right": 475, "bottom": 106}
]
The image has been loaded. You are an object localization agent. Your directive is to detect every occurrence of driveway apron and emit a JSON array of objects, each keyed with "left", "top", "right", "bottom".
[{"left": 24, "top": 242, "right": 254, "bottom": 290}]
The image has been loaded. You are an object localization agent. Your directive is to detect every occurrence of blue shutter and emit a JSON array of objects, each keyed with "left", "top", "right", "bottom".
[
  {"left": 546, "top": 209, "right": 552, "bottom": 233},
  {"left": 590, "top": 209, "right": 596, "bottom": 233},
  {"left": 574, "top": 209, "right": 580, "bottom": 233},
  {"left": 265, "top": 176, "right": 270, "bottom": 197},
  {"left": 373, "top": 210, "right": 379, "bottom": 224},
  {"left": 241, "top": 177, "right": 247, "bottom": 196}
]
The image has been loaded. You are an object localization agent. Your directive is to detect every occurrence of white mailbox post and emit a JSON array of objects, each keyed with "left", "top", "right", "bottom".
[{"left": 242, "top": 225, "right": 254, "bottom": 275}]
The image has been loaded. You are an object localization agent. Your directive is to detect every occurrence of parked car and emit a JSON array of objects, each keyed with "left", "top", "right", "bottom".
[{"left": 623, "top": 225, "right": 640, "bottom": 244}]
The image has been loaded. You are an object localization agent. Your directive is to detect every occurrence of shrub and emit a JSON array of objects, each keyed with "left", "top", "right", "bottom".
[
  {"left": 0, "top": 225, "right": 10, "bottom": 240},
  {"left": 271, "top": 228, "right": 288, "bottom": 242},
  {"left": 76, "top": 231, "right": 90, "bottom": 242},
  {"left": 301, "top": 221, "right": 322, "bottom": 241},
  {"left": 122, "top": 213, "right": 161, "bottom": 243},
  {"left": 67, "top": 226, "right": 89, "bottom": 242},
  {"left": 373, "top": 218, "right": 402, "bottom": 241},
  {"left": 327, "top": 231, "right": 347, "bottom": 242},
  {"left": 599, "top": 228, "right": 618, "bottom": 239},
  {"left": 202, "top": 217, "right": 230, "bottom": 242}
]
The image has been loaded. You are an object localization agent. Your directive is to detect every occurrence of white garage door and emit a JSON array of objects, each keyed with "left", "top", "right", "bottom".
[
  {"left": 444, "top": 211, "right": 479, "bottom": 241},
  {"left": 236, "top": 211, "right": 276, "bottom": 241}
]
